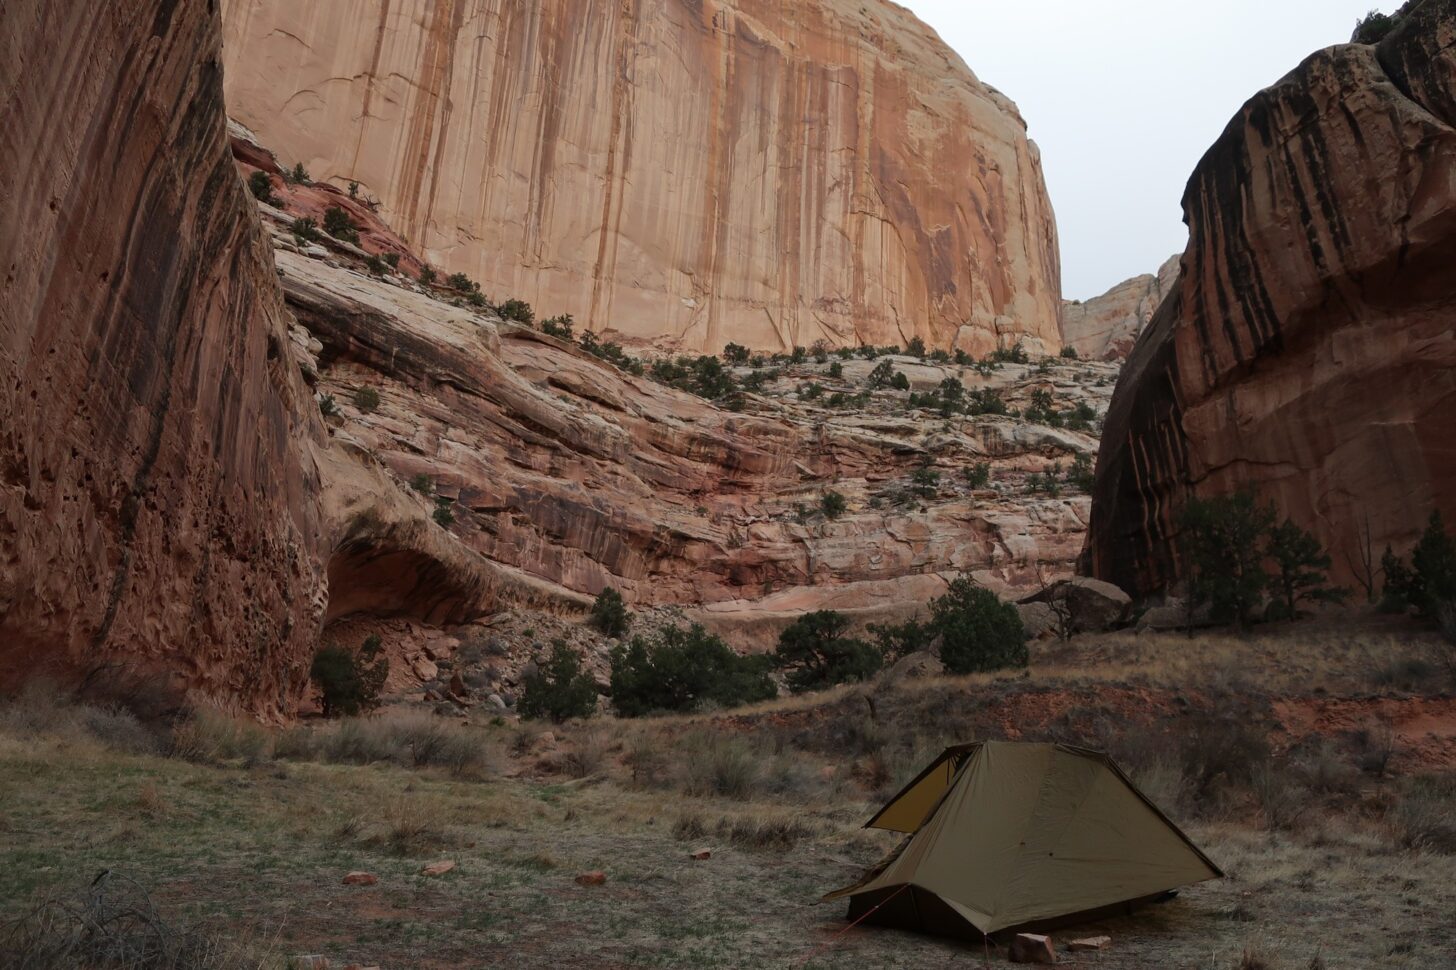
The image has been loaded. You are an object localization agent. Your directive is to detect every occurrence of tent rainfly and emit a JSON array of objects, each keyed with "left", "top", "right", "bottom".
[{"left": 826, "top": 741, "right": 1223, "bottom": 938}]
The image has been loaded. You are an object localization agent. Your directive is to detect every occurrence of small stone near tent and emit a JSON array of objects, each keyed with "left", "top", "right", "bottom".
[{"left": 826, "top": 741, "right": 1221, "bottom": 940}]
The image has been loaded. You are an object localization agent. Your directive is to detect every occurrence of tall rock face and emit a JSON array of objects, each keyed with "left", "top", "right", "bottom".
[
  {"left": 1061, "top": 255, "right": 1180, "bottom": 361},
  {"left": 218, "top": 0, "right": 1062, "bottom": 356},
  {"left": 1087, "top": 0, "right": 1456, "bottom": 598},
  {"left": 0, "top": 0, "right": 326, "bottom": 713}
]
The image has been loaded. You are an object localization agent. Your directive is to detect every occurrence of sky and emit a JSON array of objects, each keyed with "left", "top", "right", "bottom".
[{"left": 902, "top": 1, "right": 1402, "bottom": 299}]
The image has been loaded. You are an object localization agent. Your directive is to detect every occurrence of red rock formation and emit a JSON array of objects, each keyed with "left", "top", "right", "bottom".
[
  {"left": 218, "top": 0, "right": 1062, "bottom": 356},
  {"left": 0, "top": 0, "right": 326, "bottom": 714},
  {"left": 272, "top": 234, "right": 1101, "bottom": 644},
  {"left": 1087, "top": 0, "right": 1456, "bottom": 598},
  {"left": 1061, "top": 256, "right": 1180, "bottom": 361}
]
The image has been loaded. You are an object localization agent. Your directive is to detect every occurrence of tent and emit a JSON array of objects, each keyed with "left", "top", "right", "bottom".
[{"left": 826, "top": 741, "right": 1222, "bottom": 939}]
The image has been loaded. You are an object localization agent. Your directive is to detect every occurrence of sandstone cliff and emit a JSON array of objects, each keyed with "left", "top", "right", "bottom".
[
  {"left": 0, "top": 0, "right": 326, "bottom": 712},
  {"left": 1061, "top": 256, "right": 1180, "bottom": 361},
  {"left": 262, "top": 215, "right": 1103, "bottom": 646},
  {"left": 218, "top": 0, "right": 1062, "bottom": 356},
  {"left": 1087, "top": 0, "right": 1456, "bottom": 598}
]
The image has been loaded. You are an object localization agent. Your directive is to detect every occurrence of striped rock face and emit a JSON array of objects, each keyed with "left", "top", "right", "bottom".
[
  {"left": 217, "top": 0, "right": 1062, "bottom": 357},
  {"left": 1087, "top": 1, "right": 1456, "bottom": 598},
  {"left": 0, "top": 1, "right": 327, "bottom": 714}
]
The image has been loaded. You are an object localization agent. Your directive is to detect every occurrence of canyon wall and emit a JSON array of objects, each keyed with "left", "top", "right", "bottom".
[
  {"left": 1061, "top": 255, "right": 1180, "bottom": 361},
  {"left": 1087, "top": 0, "right": 1456, "bottom": 598},
  {"left": 218, "top": 0, "right": 1062, "bottom": 356},
  {"left": 0, "top": 0, "right": 326, "bottom": 714}
]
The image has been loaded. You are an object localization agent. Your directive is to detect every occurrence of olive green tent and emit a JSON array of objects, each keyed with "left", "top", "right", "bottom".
[{"left": 826, "top": 741, "right": 1222, "bottom": 938}]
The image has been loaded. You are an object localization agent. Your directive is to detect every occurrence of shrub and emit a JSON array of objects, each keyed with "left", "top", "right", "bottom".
[
  {"left": 991, "top": 342, "right": 1029, "bottom": 364},
  {"left": 310, "top": 635, "right": 389, "bottom": 718},
  {"left": 1067, "top": 453, "right": 1094, "bottom": 492},
  {"left": 410, "top": 473, "right": 434, "bottom": 495},
  {"left": 285, "top": 161, "right": 310, "bottom": 184},
  {"left": 820, "top": 491, "right": 847, "bottom": 520},
  {"left": 353, "top": 386, "right": 381, "bottom": 412},
  {"left": 291, "top": 216, "right": 320, "bottom": 243},
  {"left": 1380, "top": 545, "right": 1415, "bottom": 612},
  {"left": 447, "top": 272, "right": 477, "bottom": 293},
  {"left": 364, "top": 254, "right": 386, "bottom": 276},
  {"left": 867, "top": 618, "right": 933, "bottom": 662},
  {"left": 170, "top": 709, "right": 271, "bottom": 765},
  {"left": 931, "top": 576, "right": 1027, "bottom": 674},
  {"left": 967, "top": 389, "right": 1008, "bottom": 416},
  {"left": 383, "top": 252, "right": 400, "bottom": 269},
  {"left": 519, "top": 641, "right": 599, "bottom": 722},
  {"left": 867, "top": 360, "right": 898, "bottom": 389},
  {"left": 1178, "top": 491, "right": 1276, "bottom": 630},
  {"left": 541, "top": 314, "right": 575, "bottom": 339},
  {"left": 318, "top": 394, "right": 339, "bottom": 417},
  {"left": 419, "top": 265, "right": 437, "bottom": 285},
  {"left": 609, "top": 624, "right": 776, "bottom": 717},
  {"left": 964, "top": 462, "right": 992, "bottom": 489},
  {"left": 247, "top": 170, "right": 278, "bottom": 206},
  {"left": 722, "top": 342, "right": 750, "bottom": 365},
  {"left": 649, "top": 355, "right": 739, "bottom": 404},
  {"left": 1411, "top": 511, "right": 1456, "bottom": 619},
  {"left": 906, "top": 336, "right": 927, "bottom": 358},
  {"left": 497, "top": 298, "right": 534, "bottom": 325},
  {"left": 1060, "top": 345, "right": 1079, "bottom": 359},
  {"left": 773, "top": 610, "right": 881, "bottom": 693},
  {"left": 432, "top": 497, "right": 455, "bottom": 528},
  {"left": 910, "top": 465, "right": 940, "bottom": 498},
  {"left": 677, "top": 733, "right": 761, "bottom": 799},
  {"left": 1392, "top": 773, "right": 1456, "bottom": 853},
  {"left": 1353, "top": 6, "right": 1410, "bottom": 44},
  {"left": 828, "top": 362, "right": 843, "bottom": 379},
  {"left": 890, "top": 371, "right": 910, "bottom": 391},
  {"left": 1265, "top": 519, "right": 1345, "bottom": 619},
  {"left": 789, "top": 346, "right": 807, "bottom": 364},
  {"left": 322, "top": 205, "right": 359, "bottom": 244},
  {"left": 589, "top": 587, "right": 630, "bottom": 639}
]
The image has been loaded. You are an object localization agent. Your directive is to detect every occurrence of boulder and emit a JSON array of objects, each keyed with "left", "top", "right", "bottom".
[
  {"left": 1022, "top": 577, "right": 1132, "bottom": 633},
  {"left": 1016, "top": 602, "right": 1060, "bottom": 641},
  {"left": 1007, "top": 933, "right": 1057, "bottom": 964},
  {"left": 420, "top": 860, "right": 456, "bottom": 877},
  {"left": 574, "top": 871, "right": 607, "bottom": 887},
  {"left": 881, "top": 651, "right": 944, "bottom": 684},
  {"left": 341, "top": 872, "right": 377, "bottom": 887}
]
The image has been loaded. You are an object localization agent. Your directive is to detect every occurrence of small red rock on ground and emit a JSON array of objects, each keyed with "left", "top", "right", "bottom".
[
  {"left": 575, "top": 870, "right": 607, "bottom": 886},
  {"left": 1008, "top": 933, "right": 1057, "bottom": 964},
  {"left": 421, "top": 860, "right": 456, "bottom": 876},
  {"left": 341, "top": 872, "right": 377, "bottom": 887},
  {"left": 689, "top": 848, "right": 712, "bottom": 860},
  {"left": 292, "top": 957, "right": 329, "bottom": 970}
]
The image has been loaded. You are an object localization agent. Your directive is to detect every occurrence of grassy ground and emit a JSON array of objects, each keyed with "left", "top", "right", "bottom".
[{"left": 1, "top": 622, "right": 1453, "bottom": 969}]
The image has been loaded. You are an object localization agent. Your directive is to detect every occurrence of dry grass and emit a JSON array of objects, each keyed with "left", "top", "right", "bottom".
[{"left": 1, "top": 619, "right": 1453, "bottom": 968}]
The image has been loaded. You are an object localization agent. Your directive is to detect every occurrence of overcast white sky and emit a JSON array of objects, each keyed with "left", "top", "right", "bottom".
[{"left": 902, "top": 1, "right": 1401, "bottom": 299}]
